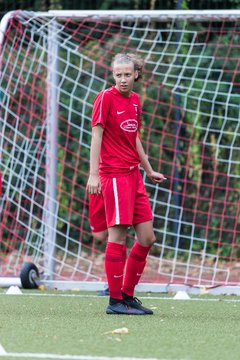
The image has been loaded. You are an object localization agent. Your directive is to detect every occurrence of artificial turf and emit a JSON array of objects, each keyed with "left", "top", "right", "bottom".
[{"left": 0, "top": 290, "right": 239, "bottom": 360}]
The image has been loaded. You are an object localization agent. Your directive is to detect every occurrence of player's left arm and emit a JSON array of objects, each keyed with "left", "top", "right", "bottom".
[{"left": 136, "top": 135, "right": 166, "bottom": 184}]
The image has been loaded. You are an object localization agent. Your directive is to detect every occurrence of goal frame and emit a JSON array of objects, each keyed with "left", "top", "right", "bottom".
[{"left": 0, "top": 9, "right": 240, "bottom": 295}]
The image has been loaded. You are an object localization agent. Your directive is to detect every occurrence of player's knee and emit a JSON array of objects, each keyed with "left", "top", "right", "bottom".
[
  {"left": 147, "top": 233, "right": 156, "bottom": 247},
  {"left": 92, "top": 230, "right": 108, "bottom": 242},
  {"left": 137, "top": 233, "right": 156, "bottom": 247}
]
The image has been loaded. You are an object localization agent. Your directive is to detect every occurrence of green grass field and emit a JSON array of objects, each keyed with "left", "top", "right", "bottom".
[{"left": 0, "top": 289, "right": 239, "bottom": 360}]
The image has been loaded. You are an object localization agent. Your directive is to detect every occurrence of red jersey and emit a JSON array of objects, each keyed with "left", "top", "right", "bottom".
[{"left": 92, "top": 86, "right": 141, "bottom": 177}]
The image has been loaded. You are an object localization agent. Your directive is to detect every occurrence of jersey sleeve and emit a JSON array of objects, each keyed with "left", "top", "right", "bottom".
[{"left": 92, "top": 90, "right": 110, "bottom": 128}]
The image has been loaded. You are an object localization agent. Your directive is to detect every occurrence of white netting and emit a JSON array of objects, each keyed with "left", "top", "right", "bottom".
[{"left": 0, "top": 11, "right": 239, "bottom": 288}]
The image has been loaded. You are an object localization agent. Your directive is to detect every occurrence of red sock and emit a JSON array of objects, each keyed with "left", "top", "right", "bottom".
[
  {"left": 122, "top": 244, "right": 127, "bottom": 269},
  {"left": 122, "top": 242, "right": 151, "bottom": 296},
  {"left": 105, "top": 242, "right": 125, "bottom": 300}
]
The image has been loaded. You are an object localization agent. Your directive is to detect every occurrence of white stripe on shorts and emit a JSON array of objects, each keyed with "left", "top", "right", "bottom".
[{"left": 112, "top": 178, "right": 120, "bottom": 224}]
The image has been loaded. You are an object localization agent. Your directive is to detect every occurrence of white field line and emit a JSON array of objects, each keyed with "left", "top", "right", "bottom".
[
  {"left": 0, "top": 292, "right": 240, "bottom": 302},
  {"left": 0, "top": 344, "right": 7, "bottom": 356},
  {"left": 0, "top": 345, "right": 187, "bottom": 360},
  {"left": 0, "top": 343, "right": 188, "bottom": 360},
  {"left": 0, "top": 343, "right": 160, "bottom": 360},
  {"left": 0, "top": 351, "right": 159, "bottom": 360},
  {"left": 0, "top": 351, "right": 187, "bottom": 360}
]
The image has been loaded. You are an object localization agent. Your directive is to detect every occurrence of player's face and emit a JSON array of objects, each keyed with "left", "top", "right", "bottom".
[{"left": 113, "top": 62, "right": 138, "bottom": 97}]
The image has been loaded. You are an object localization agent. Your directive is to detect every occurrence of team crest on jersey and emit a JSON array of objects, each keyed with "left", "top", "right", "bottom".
[{"left": 120, "top": 119, "right": 138, "bottom": 132}]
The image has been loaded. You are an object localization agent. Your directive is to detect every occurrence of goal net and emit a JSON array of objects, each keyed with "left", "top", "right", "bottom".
[{"left": 0, "top": 10, "right": 240, "bottom": 291}]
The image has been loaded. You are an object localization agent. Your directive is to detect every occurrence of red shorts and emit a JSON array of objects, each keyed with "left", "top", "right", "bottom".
[
  {"left": 89, "top": 193, "right": 107, "bottom": 233},
  {"left": 100, "top": 167, "right": 153, "bottom": 228}
]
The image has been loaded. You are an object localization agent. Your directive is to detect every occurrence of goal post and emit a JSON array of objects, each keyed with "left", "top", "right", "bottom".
[{"left": 0, "top": 10, "right": 240, "bottom": 294}]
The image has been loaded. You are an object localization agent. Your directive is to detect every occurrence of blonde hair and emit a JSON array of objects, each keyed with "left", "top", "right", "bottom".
[{"left": 112, "top": 53, "right": 144, "bottom": 82}]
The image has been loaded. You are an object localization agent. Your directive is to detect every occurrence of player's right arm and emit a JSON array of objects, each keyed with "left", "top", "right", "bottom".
[
  {"left": 86, "top": 124, "right": 104, "bottom": 195},
  {"left": 136, "top": 134, "right": 166, "bottom": 184}
]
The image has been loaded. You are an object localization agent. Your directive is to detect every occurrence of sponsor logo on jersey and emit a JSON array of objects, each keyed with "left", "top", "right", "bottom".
[
  {"left": 120, "top": 119, "right": 138, "bottom": 132},
  {"left": 117, "top": 110, "right": 125, "bottom": 115}
]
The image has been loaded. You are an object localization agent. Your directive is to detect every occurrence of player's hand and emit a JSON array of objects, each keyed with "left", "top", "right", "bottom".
[
  {"left": 149, "top": 171, "right": 167, "bottom": 184},
  {"left": 86, "top": 174, "right": 102, "bottom": 195}
]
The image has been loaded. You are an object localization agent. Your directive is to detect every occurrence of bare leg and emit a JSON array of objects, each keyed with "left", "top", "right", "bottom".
[
  {"left": 92, "top": 229, "right": 108, "bottom": 242},
  {"left": 134, "top": 220, "right": 156, "bottom": 247},
  {"left": 108, "top": 225, "right": 128, "bottom": 245}
]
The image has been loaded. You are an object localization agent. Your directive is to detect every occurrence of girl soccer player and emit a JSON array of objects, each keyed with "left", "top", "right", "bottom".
[{"left": 86, "top": 53, "right": 165, "bottom": 315}]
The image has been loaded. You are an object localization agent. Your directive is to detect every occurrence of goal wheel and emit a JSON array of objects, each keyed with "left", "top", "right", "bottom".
[{"left": 20, "top": 262, "right": 40, "bottom": 289}]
